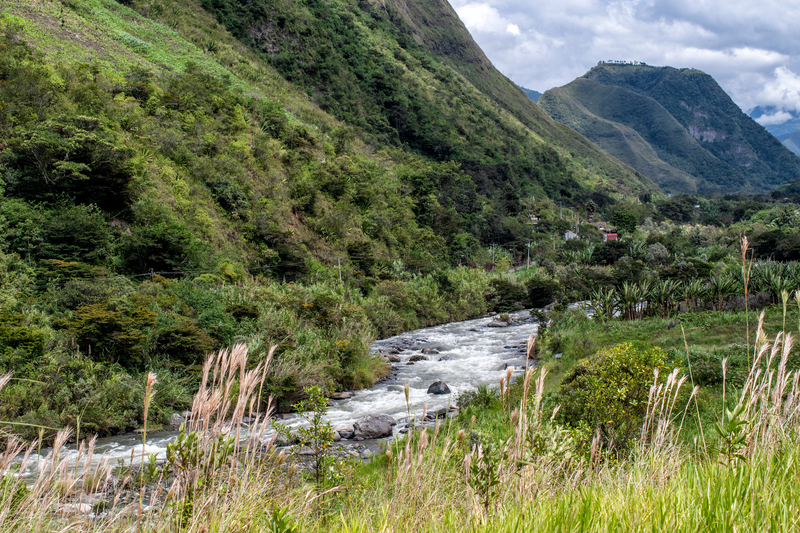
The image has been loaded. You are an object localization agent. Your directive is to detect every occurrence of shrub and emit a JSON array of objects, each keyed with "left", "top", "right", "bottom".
[
  {"left": 156, "top": 317, "right": 216, "bottom": 366},
  {"left": 487, "top": 278, "right": 528, "bottom": 312},
  {"left": 554, "top": 342, "right": 669, "bottom": 453},
  {"left": 62, "top": 300, "right": 157, "bottom": 369},
  {"left": 457, "top": 384, "right": 500, "bottom": 410},
  {"left": 525, "top": 277, "right": 560, "bottom": 308}
]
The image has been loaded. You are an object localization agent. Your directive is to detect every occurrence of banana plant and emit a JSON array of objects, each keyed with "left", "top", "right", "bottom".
[
  {"left": 706, "top": 273, "right": 736, "bottom": 310},
  {"left": 590, "top": 287, "right": 618, "bottom": 322},
  {"left": 650, "top": 279, "right": 681, "bottom": 317},
  {"left": 684, "top": 278, "right": 704, "bottom": 312}
]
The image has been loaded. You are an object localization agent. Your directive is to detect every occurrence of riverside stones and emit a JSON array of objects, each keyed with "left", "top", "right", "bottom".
[
  {"left": 352, "top": 414, "right": 397, "bottom": 439},
  {"left": 408, "top": 354, "right": 428, "bottom": 362},
  {"left": 486, "top": 319, "right": 510, "bottom": 327},
  {"left": 421, "top": 348, "right": 440, "bottom": 355},
  {"left": 337, "top": 429, "right": 355, "bottom": 440},
  {"left": 427, "top": 380, "right": 451, "bottom": 394},
  {"left": 169, "top": 413, "right": 185, "bottom": 427}
]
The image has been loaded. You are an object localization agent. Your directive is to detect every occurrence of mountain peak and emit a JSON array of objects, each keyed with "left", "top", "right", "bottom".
[{"left": 540, "top": 65, "right": 800, "bottom": 194}]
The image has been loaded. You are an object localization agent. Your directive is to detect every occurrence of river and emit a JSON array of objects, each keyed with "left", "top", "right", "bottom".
[{"left": 15, "top": 309, "right": 539, "bottom": 483}]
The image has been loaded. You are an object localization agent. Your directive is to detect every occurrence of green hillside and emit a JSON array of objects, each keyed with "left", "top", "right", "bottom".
[
  {"left": 0, "top": 0, "right": 662, "bottom": 437},
  {"left": 540, "top": 79, "right": 697, "bottom": 192},
  {"left": 193, "top": 0, "right": 658, "bottom": 202},
  {"left": 539, "top": 64, "right": 800, "bottom": 194}
]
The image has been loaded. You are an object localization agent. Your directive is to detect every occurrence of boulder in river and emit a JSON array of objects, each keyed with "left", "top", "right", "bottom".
[
  {"left": 331, "top": 391, "right": 353, "bottom": 400},
  {"left": 427, "top": 380, "right": 451, "bottom": 394},
  {"left": 487, "top": 320, "right": 510, "bottom": 327},
  {"left": 437, "top": 355, "right": 454, "bottom": 361},
  {"left": 337, "top": 429, "right": 355, "bottom": 440},
  {"left": 421, "top": 348, "right": 440, "bottom": 355},
  {"left": 353, "top": 415, "right": 397, "bottom": 439},
  {"left": 386, "top": 354, "right": 401, "bottom": 362},
  {"left": 409, "top": 354, "right": 428, "bottom": 362},
  {"left": 170, "top": 413, "right": 185, "bottom": 427}
]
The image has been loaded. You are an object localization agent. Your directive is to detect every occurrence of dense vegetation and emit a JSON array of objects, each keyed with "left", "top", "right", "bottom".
[
  {"left": 3, "top": 0, "right": 800, "bottom": 530},
  {"left": 0, "top": 0, "right": 641, "bottom": 441},
  {"left": 539, "top": 64, "right": 800, "bottom": 195}
]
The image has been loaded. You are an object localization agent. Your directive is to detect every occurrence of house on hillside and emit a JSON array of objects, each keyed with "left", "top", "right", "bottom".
[
  {"left": 588, "top": 222, "right": 617, "bottom": 242},
  {"left": 564, "top": 230, "right": 578, "bottom": 241}
]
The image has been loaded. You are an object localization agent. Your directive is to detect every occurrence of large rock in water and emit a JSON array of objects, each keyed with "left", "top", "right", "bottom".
[
  {"left": 353, "top": 415, "right": 397, "bottom": 439},
  {"left": 427, "top": 381, "right": 451, "bottom": 394}
]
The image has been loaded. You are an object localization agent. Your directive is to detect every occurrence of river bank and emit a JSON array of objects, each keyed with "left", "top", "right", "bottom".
[{"left": 12, "top": 308, "right": 539, "bottom": 484}]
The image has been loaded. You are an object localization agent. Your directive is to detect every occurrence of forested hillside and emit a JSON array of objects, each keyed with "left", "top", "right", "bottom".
[
  {"left": 539, "top": 64, "right": 800, "bottom": 194},
  {"left": 0, "top": 0, "right": 659, "bottom": 438}
]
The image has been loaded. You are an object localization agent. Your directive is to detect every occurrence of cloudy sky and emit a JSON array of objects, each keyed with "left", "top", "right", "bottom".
[{"left": 449, "top": 0, "right": 800, "bottom": 120}]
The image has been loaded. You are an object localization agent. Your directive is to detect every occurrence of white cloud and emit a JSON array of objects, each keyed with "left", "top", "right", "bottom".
[
  {"left": 449, "top": 0, "right": 800, "bottom": 117},
  {"left": 754, "top": 67, "right": 800, "bottom": 113},
  {"left": 456, "top": 3, "right": 512, "bottom": 34},
  {"left": 755, "top": 111, "right": 795, "bottom": 126}
]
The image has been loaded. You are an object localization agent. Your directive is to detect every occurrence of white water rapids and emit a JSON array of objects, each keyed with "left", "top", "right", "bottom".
[{"left": 14, "top": 309, "right": 539, "bottom": 483}]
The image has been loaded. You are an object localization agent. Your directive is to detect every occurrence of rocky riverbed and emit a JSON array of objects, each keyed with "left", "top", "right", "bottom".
[{"left": 15, "top": 309, "right": 540, "bottom": 485}]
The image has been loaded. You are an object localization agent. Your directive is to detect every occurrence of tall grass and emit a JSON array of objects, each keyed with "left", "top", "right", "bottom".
[{"left": 2, "top": 307, "right": 800, "bottom": 530}]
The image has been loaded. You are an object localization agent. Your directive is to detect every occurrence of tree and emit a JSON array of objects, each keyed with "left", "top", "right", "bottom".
[
  {"left": 586, "top": 200, "right": 596, "bottom": 222},
  {"left": 611, "top": 210, "right": 637, "bottom": 235},
  {"left": 274, "top": 386, "right": 335, "bottom": 487}
]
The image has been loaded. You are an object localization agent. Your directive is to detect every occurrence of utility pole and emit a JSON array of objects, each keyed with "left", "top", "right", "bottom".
[
  {"left": 526, "top": 240, "right": 531, "bottom": 269},
  {"left": 560, "top": 202, "right": 563, "bottom": 219},
  {"left": 491, "top": 243, "right": 496, "bottom": 264},
  {"left": 337, "top": 257, "right": 342, "bottom": 285}
]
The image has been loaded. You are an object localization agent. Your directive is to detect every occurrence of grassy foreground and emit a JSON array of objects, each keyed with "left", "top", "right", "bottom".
[{"left": 1, "top": 309, "right": 799, "bottom": 532}]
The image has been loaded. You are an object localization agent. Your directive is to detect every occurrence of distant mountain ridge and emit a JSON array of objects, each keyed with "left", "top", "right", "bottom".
[
  {"left": 748, "top": 106, "right": 800, "bottom": 157},
  {"left": 520, "top": 86, "right": 542, "bottom": 102},
  {"left": 539, "top": 64, "right": 800, "bottom": 194}
]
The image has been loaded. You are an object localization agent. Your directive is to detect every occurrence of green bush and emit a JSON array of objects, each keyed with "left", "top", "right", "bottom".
[
  {"left": 156, "top": 316, "right": 216, "bottom": 366},
  {"left": 62, "top": 300, "right": 157, "bottom": 369},
  {"left": 553, "top": 342, "right": 669, "bottom": 453},
  {"left": 525, "top": 277, "right": 560, "bottom": 308},
  {"left": 486, "top": 278, "right": 528, "bottom": 312}
]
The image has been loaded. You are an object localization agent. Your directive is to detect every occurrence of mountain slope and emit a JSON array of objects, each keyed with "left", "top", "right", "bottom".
[
  {"left": 379, "top": 0, "right": 655, "bottom": 195},
  {"left": 541, "top": 83, "right": 698, "bottom": 193},
  {"left": 748, "top": 106, "right": 800, "bottom": 158},
  {"left": 539, "top": 64, "right": 800, "bottom": 194},
  {"left": 778, "top": 131, "right": 800, "bottom": 158},
  {"left": 193, "top": 0, "right": 658, "bottom": 203}
]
